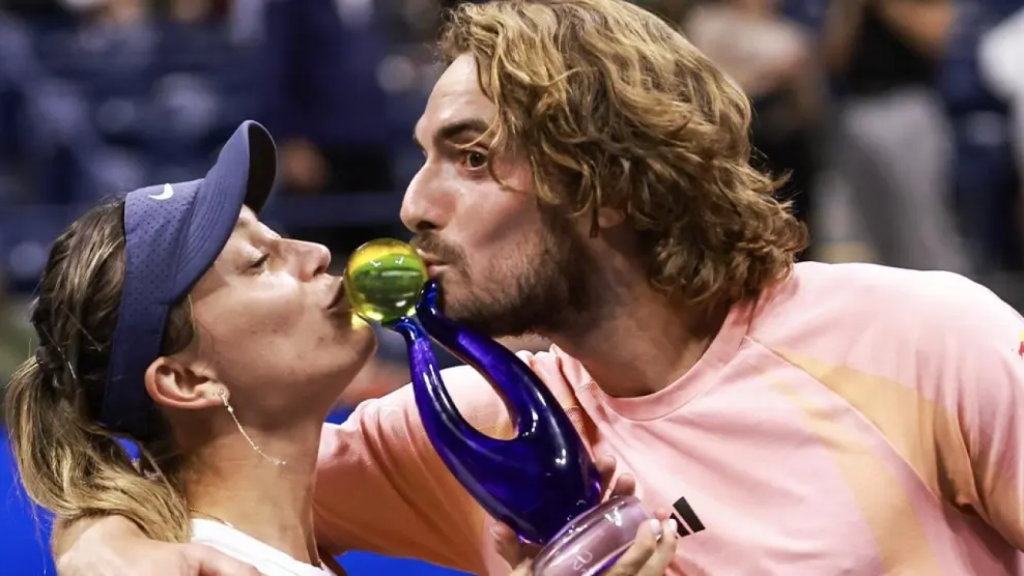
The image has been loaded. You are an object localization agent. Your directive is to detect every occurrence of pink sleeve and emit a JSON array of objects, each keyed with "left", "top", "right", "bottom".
[
  {"left": 311, "top": 366, "right": 515, "bottom": 574},
  {"left": 921, "top": 277, "right": 1024, "bottom": 548}
]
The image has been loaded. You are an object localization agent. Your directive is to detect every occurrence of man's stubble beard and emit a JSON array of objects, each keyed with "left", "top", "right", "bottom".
[{"left": 442, "top": 213, "right": 594, "bottom": 339}]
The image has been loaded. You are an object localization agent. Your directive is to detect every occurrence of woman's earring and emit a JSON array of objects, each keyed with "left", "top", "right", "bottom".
[{"left": 218, "top": 388, "right": 285, "bottom": 466}]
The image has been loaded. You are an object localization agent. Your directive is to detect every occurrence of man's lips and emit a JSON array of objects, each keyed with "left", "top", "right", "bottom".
[{"left": 416, "top": 251, "right": 448, "bottom": 274}]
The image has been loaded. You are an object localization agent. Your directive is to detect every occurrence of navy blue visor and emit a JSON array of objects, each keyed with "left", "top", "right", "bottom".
[{"left": 102, "top": 121, "right": 277, "bottom": 438}]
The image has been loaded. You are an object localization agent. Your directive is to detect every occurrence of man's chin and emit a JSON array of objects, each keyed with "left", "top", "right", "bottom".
[
  {"left": 436, "top": 279, "right": 549, "bottom": 338},
  {"left": 441, "top": 301, "right": 506, "bottom": 337},
  {"left": 451, "top": 308, "right": 535, "bottom": 340}
]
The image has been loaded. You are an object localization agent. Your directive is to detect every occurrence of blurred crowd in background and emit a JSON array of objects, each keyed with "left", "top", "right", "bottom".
[
  {"left": 0, "top": 0, "right": 1018, "bottom": 416},
  {"left": 0, "top": 0, "right": 1022, "bottom": 573},
  {"left": 1, "top": 0, "right": 1024, "bottom": 394}
]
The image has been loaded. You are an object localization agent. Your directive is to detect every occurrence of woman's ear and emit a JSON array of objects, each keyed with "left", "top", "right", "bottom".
[{"left": 144, "top": 356, "right": 222, "bottom": 412}]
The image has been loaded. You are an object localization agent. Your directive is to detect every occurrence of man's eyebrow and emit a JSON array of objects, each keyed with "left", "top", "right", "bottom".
[{"left": 413, "top": 118, "right": 492, "bottom": 150}]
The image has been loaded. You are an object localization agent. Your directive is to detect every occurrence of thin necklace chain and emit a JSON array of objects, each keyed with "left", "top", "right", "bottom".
[
  {"left": 221, "top": 391, "right": 287, "bottom": 466},
  {"left": 186, "top": 393, "right": 284, "bottom": 542}
]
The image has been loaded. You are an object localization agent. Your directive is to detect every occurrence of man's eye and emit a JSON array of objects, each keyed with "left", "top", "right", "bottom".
[{"left": 463, "top": 151, "right": 488, "bottom": 169}]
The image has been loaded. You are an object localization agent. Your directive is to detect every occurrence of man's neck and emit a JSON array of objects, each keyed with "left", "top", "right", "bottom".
[
  {"left": 182, "top": 419, "right": 325, "bottom": 566},
  {"left": 547, "top": 269, "right": 726, "bottom": 399}
]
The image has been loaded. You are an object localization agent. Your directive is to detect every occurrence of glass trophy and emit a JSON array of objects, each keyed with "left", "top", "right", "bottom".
[{"left": 346, "top": 239, "right": 651, "bottom": 576}]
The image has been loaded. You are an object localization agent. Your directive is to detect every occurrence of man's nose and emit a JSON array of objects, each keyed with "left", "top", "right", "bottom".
[{"left": 401, "top": 163, "right": 454, "bottom": 233}]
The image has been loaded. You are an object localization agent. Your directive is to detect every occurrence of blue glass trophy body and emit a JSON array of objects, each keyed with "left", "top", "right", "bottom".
[{"left": 346, "top": 240, "right": 650, "bottom": 576}]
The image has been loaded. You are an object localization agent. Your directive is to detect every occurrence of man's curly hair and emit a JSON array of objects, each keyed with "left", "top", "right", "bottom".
[{"left": 439, "top": 0, "right": 809, "bottom": 312}]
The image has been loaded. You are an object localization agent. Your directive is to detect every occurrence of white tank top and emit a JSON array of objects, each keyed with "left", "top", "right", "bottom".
[{"left": 190, "top": 519, "right": 337, "bottom": 576}]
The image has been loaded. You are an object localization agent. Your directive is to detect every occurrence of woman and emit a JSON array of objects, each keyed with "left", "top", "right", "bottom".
[{"left": 3, "top": 121, "right": 674, "bottom": 575}]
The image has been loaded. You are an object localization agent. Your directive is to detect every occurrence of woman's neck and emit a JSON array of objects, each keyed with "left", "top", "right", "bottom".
[{"left": 182, "top": 419, "right": 326, "bottom": 566}]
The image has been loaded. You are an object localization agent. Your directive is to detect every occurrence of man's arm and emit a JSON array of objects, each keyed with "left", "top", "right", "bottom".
[
  {"left": 922, "top": 275, "right": 1024, "bottom": 548},
  {"left": 51, "top": 516, "right": 94, "bottom": 558},
  {"left": 52, "top": 515, "right": 260, "bottom": 576}
]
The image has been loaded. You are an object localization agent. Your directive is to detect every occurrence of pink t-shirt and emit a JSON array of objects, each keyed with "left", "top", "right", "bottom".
[{"left": 314, "top": 262, "right": 1024, "bottom": 575}]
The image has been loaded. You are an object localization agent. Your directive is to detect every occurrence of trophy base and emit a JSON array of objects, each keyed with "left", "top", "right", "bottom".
[{"left": 530, "top": 495, "right": 651, "bottom": 576}]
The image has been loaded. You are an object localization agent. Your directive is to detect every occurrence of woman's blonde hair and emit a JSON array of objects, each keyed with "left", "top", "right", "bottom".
[
  {"left": 3, "top": 201, "right": 197, "bottom": 542},
  {"left": 440, "top": 0, "right": 809, "bottom": 312}
]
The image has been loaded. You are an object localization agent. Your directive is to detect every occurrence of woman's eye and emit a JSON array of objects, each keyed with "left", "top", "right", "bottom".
[{"left": 250, "top": 254, "right": 270, "bottom": 270}]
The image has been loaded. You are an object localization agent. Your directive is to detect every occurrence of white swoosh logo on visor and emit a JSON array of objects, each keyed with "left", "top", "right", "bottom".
[{"left": 148, "top": 184, "right": 175, "bottom": 201}]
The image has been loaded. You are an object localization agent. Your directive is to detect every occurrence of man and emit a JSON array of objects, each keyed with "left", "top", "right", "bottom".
[{"left": 51, "top": 0, "right": 1024, "bottom": 574}]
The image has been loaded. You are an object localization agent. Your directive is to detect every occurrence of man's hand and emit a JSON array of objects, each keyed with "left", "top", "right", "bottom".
[
  {"left": 507, "top": 518, "right": 678, "bottom": 576},
  {"left": 55, "top": 516, "right": 260, "bottom": 576},
  {"left": 491, "top": 455, "right": 678, "bottom": 573},
  {"left": 599, "top": 519, "right": 678, "bottom": 576}
]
